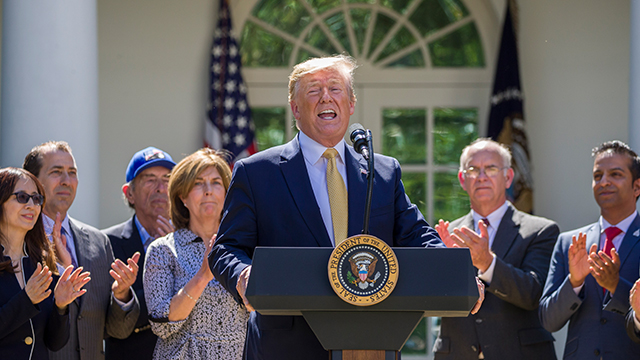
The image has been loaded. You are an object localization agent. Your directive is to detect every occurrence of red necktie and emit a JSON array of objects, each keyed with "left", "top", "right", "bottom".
[
  {"left": 602, "top": 226, "right": 622, "bottom": 295},
  {"left": 603, "top": 226, "right": 622, "bottom": 258}
]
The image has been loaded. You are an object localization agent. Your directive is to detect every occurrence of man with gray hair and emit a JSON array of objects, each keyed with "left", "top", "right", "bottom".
[
  {"left": 103, "top": 146, "right": 176, "bottom": 360},
  {"left": 210, "top": 55, "right": 484, "bottom": 360},
  {"left": 434, "top": 138, "right": 558, "bottom": 359}
]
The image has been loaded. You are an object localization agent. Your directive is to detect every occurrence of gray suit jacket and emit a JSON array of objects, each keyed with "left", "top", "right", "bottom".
[
  {"left": 434, "top": 203, "right": 558, "bottom": 360},
  {"left": 539, "top": 214, "right": 640, "bottom": 359},
  {"left": 49, "top": 218, "right": 140, "bottom": 360}
]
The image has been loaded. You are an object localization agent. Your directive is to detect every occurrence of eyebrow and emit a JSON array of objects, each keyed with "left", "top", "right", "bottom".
[{"left": 49, "top": 165, "right": 77, "bottom": 171}]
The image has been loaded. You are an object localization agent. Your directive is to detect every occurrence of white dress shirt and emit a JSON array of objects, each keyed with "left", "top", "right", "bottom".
[{"left": 298, "top": 131, "right": 348, "bottom": 246}]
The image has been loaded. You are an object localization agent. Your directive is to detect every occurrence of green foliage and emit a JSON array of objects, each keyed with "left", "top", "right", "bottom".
[
  {"left": 382, "top": 108, "right": 427, "bottom": 164},
  {"left": 402, "top": 172, "right": 427, "bottom": 215},
  {"left": 434, "top": 171, "right": 470, "bottom": 222},
  {"left": 433, "top": 108, "right": 478, "bottom": 164},
  {"left": 252, "top": 0, "right": 311, "bottom": 37},
  {"left": 429, "top": 22, "right": 485, "bottom": 67},
  {"left": 240, "top": 21, "right": 293, "bottom": 67},
  {"left": 253, "top": 107, "right": 287, "bottom": 151},
  {"left": 347, "top": 271, "right": 357, "bottom": 284},
  {"left": 376, "top": 27, "right": 417, "bottom": 63}
]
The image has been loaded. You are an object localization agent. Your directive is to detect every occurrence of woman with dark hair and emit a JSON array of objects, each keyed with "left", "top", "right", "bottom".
[
  {"left": 144, "top": 149, "right": 248, "bottom": 360},
  {"left": 0, "top": 167, "right": 90, "bottom": 359}
]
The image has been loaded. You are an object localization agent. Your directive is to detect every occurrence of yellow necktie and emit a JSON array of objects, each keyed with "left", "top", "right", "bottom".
[{"left": 323, "top": 148, "right": 348, "bottom": 245}]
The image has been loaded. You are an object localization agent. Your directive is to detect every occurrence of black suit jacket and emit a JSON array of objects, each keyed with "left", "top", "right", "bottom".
[
  {"left": 103, "top": 216, "right": 157, "bottom": 360},
  {"left": 211, "top": 136, "right": 443, "bottom": 360},
  {"left": 0, "top": 253, "right": 70, "bottom": 359},
  {"left": 434, "top": 203, "right": 558, "bottom": 360}
]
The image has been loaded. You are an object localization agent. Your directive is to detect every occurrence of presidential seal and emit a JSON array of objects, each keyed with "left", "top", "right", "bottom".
[{"left": 328, "top": 234, "right": 399, "bottom": 306}]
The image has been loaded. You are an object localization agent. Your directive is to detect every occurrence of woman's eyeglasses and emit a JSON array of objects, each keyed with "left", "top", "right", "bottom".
[{"left": 13, "top": 191, "right": 44, "bottom": 206}]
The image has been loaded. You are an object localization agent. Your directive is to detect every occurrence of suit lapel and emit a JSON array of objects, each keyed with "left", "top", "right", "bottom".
[
  {"left": 69, "top": 219, "right": 90, "bottom": 308},
  {"left": 119, "top": 217, "right": 145, "bottom": 263},
  {"left": 616, "top": 214, "right": 640, "bottom": 267},
  {"left": 584, "top": 222, "right": 604, "bottom": 299},
  {"left": 492, "top": 205, "right": 519, "bottom": 260},
  {"left": 346, "top": 146, "right": 368, "bottom": 237},
  {"left": 280, "top": 137, "right": 333, "bottom": 247}
]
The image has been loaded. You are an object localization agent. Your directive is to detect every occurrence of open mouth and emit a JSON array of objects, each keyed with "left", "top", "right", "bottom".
[{"left": 318, "top": 109, "right": 337, "bottom": 120}]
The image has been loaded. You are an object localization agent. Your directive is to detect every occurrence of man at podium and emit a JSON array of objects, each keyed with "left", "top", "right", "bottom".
[{"left": 210, "top": 55, "right": 447, "bottom": 360}]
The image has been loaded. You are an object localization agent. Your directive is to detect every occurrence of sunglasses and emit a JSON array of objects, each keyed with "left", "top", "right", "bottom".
[{"left": 13, "top": 191, "right": 44, "bottom": 206}]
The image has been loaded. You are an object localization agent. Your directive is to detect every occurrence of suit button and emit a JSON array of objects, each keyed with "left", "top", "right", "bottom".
[
  {"left": 25, "top": 337, "right": 33, "bottom": 345},
  {"left": 78, "top": 315, "right": 83, "bottom": 320},
  {"left": 594, "top": 349, "right": 600, "bottom": 356},
  {"left": 475, "top": 319, "right": 483, "bottom": 324},
  {"left": 471, "top": 345, "right": 477, "bottom": 352},
  {"left": 600, "top": 318, "right": 607, "bottom": 324}
]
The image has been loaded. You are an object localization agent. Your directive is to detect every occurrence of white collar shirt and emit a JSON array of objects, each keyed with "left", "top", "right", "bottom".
[{"left": 298, "top": 131, "right": 348, "bottom": 246}]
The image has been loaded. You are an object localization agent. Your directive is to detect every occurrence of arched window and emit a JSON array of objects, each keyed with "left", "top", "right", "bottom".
[{"left": 233, "top": 1, "right": 498, "bottom": 356}]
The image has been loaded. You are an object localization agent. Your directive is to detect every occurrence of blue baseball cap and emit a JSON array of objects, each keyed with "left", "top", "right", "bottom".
[{"left": 126, "top": 147, "right": 176, "bottom": 183}]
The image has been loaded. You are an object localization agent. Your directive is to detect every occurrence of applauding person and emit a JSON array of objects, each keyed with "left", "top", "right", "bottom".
[{"left": 0, "top": 167, "right": 90, "bottom": 359}]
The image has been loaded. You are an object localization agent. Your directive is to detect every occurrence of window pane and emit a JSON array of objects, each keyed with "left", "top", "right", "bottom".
[
  {"left": 434, "top": 171, "right": 470, "bottom": 222},
  {"left": 381, "top": 0, "right": 413, "bottom": 14},
  {"left": 433, "top": 108, "right": 478, "bottom": 165},
  {"left": 386, "top": 48, "right": 425, "bottom": 68},
  {"left": 375, "top": 27, "right": 417, "bottom": 64},
  {"left": 429, "top": 22, "right": 485, "bottom": 67},
  {"left": 368, "top": 13, "right": 394, "bottom": 58},
  {"left": 401, "top": 172, "right": 426, "bottom": 216},
  {"left": 350, "top": 9, "right": 372, "bottom": 55},
  {"left": 307, "top": 0, "right": 341, "bottom": 14},
  {"left": 252, "top": 0, "right": 311, "bottom": 37},
  {"left": 253, "top": 107, "right": 287, "bottom": 151},
  {"left": 240, "top": 21, "right": 293, "bottom": 67},
  {"left": 296, "top": 48, "right": 317, "bottom": 64},
  {"left": 401, "top": 317, "right": 428, "bottom": 355},
  {"left": 382, "top": 108, "right": 426, "bottom": 164},
  {"left": 305, "top": 26, "right": 339, "bottom": 55},
  {"left": 409, "top": 0, "right": 468, "bottom": 38},
  {"left": 325, "top": 11, "right": 352, "bottom": 54}
]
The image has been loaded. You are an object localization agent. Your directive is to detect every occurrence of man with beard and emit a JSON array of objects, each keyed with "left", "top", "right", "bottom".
[{"left": 103, "top": 147, "right": 176, "bottom": 360}]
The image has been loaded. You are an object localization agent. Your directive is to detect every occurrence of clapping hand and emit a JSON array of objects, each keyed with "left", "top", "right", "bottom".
[
  {"left": 51, "top": 212, "right": 72, "bottom": 268},
  {"left": 197, "top": 234, "right": 216, "bottom": 282},
  {"left": 25, "top": 263, "right": 53, "bottom": 304},
  {"left": 568, "top": 232, "right": 593, "bottom": 288},
  {"left": 588, "top": 248, "right": 621, "bottom": 294},
  {"left": 435, "top": 220, "right": 456, "bottom": 248},
  {"left": 54, "top": 265, "right": 91, "bottom": 309},
  {"left": 110, "top": 252, "right": 140, "bottom": 302},
  {"left": 155, "top": 215, "right": 175, "bottom": 238}
]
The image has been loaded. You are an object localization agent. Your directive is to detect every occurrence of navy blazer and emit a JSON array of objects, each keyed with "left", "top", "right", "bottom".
[
  {"left": 211, "top": 136, "right": 442, "bottom": 360},
  {"left": 539, "top": 214, "right": 640, "bottom": 359},
  {"left": 103, "top": 216, "right": 157, "bottom": 360},
  {"left": 0, "top": 253, "right": 70, "bottom": 359}
]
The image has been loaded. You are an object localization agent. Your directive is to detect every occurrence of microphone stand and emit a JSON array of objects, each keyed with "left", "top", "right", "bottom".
[{"left": 362, "top": 129, "right": 374, "bottom": 235}]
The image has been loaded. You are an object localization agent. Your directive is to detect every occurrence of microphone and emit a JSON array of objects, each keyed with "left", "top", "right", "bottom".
[{"left": 348, "top": 123, "right": 370, "bottom": 160}]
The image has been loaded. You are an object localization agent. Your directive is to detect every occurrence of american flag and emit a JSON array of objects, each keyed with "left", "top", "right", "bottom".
[{"left": 205, "top": 0, "right": 257, "bottom": 162}]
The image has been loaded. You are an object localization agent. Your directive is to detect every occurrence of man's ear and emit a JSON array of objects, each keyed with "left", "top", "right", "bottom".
[
  {"left": 290, "top": 100, "right": 300, "bottom": 120},
  {"left": 505, "top": 168, "right": 515, "bottom": 188},
  {"left": 633, "top": 177, "right": 640, "bottom": 199},
  {"left": 458, "top": 171, "right": 466, "bottom": 191},
  {"left": 122, "top": 183, "right": 134, "bottom": 205}
]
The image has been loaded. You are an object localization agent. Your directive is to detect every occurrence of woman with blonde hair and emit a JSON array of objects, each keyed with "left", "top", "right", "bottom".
[{"left": 144, "top": 149, "right": 248, "bottom": 359}]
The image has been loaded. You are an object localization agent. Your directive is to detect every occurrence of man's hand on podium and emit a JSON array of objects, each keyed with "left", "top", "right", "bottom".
[
  {"left": 471, "top": 277, "right": 485, "bottom": 314},
  {"left": 237, "top": 265, "right": 255, "bottom": 312}
]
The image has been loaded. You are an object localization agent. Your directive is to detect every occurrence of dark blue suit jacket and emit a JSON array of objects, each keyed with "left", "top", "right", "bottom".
[
  {"left": 0, "top": 253, "right": 70, "bottom": 359},
  {"left": 210, "top": 136, "right": 442, "bottom": 360},
  {"left": 539, "top": 214, "right": 640, "bottom": 359},
  {"left": 103, "top": 216, "right": 157, "bottom": 360}
]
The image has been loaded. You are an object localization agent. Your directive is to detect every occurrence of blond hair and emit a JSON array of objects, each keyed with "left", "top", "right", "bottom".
[{"left": 288, "top": 55, "right": 358, "bottom": 103}]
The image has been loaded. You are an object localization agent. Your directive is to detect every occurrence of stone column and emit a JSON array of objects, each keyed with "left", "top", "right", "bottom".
[{"left": 1, "top": 0, "right": 99, "bottom": 225}]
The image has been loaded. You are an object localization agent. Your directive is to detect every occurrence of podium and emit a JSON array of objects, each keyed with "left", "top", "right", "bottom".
[{"left": 246, "top": 247, "right": 478, "bottom": 360}]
